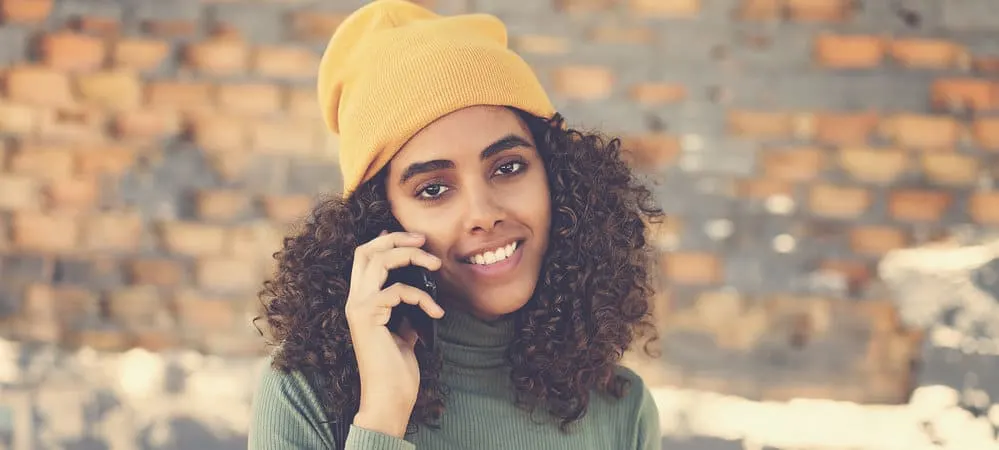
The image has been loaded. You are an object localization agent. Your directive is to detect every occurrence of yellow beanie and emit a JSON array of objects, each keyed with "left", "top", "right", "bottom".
[{"left": 317, "top": 0, "right": 557, "bottom": 196}]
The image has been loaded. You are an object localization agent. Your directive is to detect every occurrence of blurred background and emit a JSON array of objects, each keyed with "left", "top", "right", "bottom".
[{"left": 0, "top": 0, "right": 998, "bottom": 449}]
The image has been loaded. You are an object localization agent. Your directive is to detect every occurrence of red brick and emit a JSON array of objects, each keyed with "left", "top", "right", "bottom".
[
  {"left": 970, "top": 193, "right": 999, "bottom": 225},
  {"left": 975, "top": 57, "right": 999, "bottom": 75},
  {"left": 931, "top": 78, "right": 998, "bottom": 111},
  {"left": 216, "top": 83, "right": 282, "bottom": 116},
  {"left": 7, "top": 144, "right": 75, "bottom": 180},
  {"left": 106, "top": 286, "right": 171, "bottom": 328},
  {"left": 787, "top": 0, "right": 853, "bottom": 22},
  {"left": 1, "top": 0, "right": 53, "bottom": 23},
  {"left": 252, "top": 46, "right": 318, "bottom": 79},
  {"left": 889, "top": 190, "right": 951, "bottom": 222},
  {"left": 184, "top": 35, "right": 248, "bottom": 75},
  {"left": 187, "top": 114, "right": 248, "bottom": 153},
  {"left": 818, "top": 259, "right": 872, "bottom": 293},
  {"left": 513, "top": 35, "right": 570, "bottom": 55},
  {"left": 851, "top": 226, "right": 907, "bottom": 255},
  {"left": 555, "top": 0, "right": 614, "bottom": 13},
  {"left": 728, "top": 110, "right": 792, "bottom": 138},
  {"left": 736, "top": 178, "right": 793, "bottom": 199},
  {"left": 39, "top": 31, "right": 106, "bottom": 71},
  {"left": 71, "top": 16, "right": 119, "bottom": 36},
  {"left": 737, "top": 0, "right": 853, "bottom": 22},
  {"left": 261, "top": 194, "right": 313, "bottom": 224},
  {"left": 838, "top": 147, "right": 908, "bottom": 183},
  {"left": 44, "top": 176, "right": 99, "bottom": 212},
  {"left": 814, "top": 111, "right": 878, "bottom": 145},
  {"left": 69, "top": 328, "right": 131, "bottom": 351},
  {"left": 921, "top": 153, "right": 979, "bottom": 186},
  {"left": 552, "top": 66, "right": 615, "bottom": 100},
  {"left": 973, "top": 118, "right": 999, "bottom": 150},
  {"left": 880, "top": 114, "right": 960, "bottom": 149},
  {"left": 196, "top": 189, "right": 250, "bottom": 221},
  {"left": 112, "top": 109, "right": 181, "bottom": 140},
  {"left": 159, "top": 221, "right": 227, "bottom": 256},
  {"left": 174, "top": 289, "right": 238, "bottom": 330},
  {"left": 809, "top": 184, "right": 870, "bottom": 218},
  {"left": 128, "top": 258, "right": 186, "bottom": 286},
  {"left": 629, "top": 0, "right": 700, "bottom": 16},
  {"left": 0, "top": 175, "right": 40, "bottom": 210},
  {"left": 82, "top": 213, "right": 143, "bottom": 251},
  {"left": 643, "top": 216, "right": 683, "bottom": 250},
  {"left": 290, "top": 11, "right": 345, "bottom": 41},
  {"left": 76, "top": 70, "right": 142, "bottom": 109},
  {"left": 251, "top": 119, "right": 319, "bottom": 155},
  {"left": 889, "top": 38, "right": 963, "bottom": 69},
  {"left": 620, "top": 134, "right": 681, "bottom": 171},
  {"left": 285, "top": 87, "right": 320, "bottom": 118},
  {"left": 75, "top": 145, "right": 135, "bottom": 177},
  {"left": 196, "top": 257, "right": 259, "bottom": 293},
  {"left": 661, "top": 252, "right": 722, "bottom": 285},
  {"left": 761, "top": 146, "right": 825, "bottom": 181},
  {"left": 206, "top": 152, "right": 252, "bottom": 182},
  {"left": 141, "top": 19, "right": 197, "bottom": 38},
  {"left": 5, "top": 65, "right": 74, "bottom": 106},
  {"left": 815, "top": 34, "right": 885, "bottom": 69},
  {"left": 630, "top": 83, "right": 686, "bottom": 105},
  {"left": 36, "top": 105, "right": 107, "bottom": 143},
  {"left": 226, "top": 222, "right": 285, "bottom": 261},
  {"left": 133, "top": 330, "right": 180, "bottom": 351},
  {"left": 146, "top": 81, "right": 214, "bottom": 113},
  {"left": 14, "top": 284, "right": 60, "bottom": 342},
  {"left": 113, "top": 38, "right": 169, "bottom": 71},
  {"left": 12, "top": 212, "right": 78, "bottom": 252},
  {"left": 589, "top": 26, "right": 654, "bottom": 45},
  {"left": 0, "top": 101, "right": 38, "bottom": 134}
]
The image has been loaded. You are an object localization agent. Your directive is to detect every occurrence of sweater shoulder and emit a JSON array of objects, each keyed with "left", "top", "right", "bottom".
[{"left": 248, "top": 356, "right": 336, "bottom": 449}]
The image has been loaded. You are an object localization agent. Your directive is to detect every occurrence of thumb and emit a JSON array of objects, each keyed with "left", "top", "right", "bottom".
[{"left": 396, "top": 318, "right": 419, "bottom": 350}]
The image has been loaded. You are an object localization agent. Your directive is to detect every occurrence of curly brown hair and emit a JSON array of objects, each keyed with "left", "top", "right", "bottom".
[{"left": 255, "top": 108, "right": 664, "bottom": 434}]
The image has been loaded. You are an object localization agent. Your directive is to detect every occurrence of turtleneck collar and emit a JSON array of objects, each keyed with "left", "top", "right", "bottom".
[{"left": 436, "top": 306, "right": 515, "bottom": 371}]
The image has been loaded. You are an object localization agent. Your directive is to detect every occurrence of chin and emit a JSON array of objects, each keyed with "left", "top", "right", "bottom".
[{"left": 460, "top": 284, "right": 536, "bottom": 320}]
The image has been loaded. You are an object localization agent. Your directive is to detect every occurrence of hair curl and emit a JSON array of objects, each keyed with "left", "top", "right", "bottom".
[{"left": 256, "top": 108, "right": 663, "bottom": 434}]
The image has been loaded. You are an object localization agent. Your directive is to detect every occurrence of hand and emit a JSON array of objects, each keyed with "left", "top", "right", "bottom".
[{"left": 345, "top": 231, "right": 445, "bottom": 438}]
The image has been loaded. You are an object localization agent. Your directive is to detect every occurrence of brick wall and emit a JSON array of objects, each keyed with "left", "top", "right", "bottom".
[{"left": 1, "top": 0, "right": 999, "bottom": 447}]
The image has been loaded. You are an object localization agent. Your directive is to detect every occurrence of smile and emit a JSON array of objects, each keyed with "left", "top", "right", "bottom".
[{"left": 463, "top": 240, "right": 520, "bottom": 265}]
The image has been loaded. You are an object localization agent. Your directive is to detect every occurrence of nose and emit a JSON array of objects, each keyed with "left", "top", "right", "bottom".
[{"left": 462, "top": 183, "right": 506, "bottom": 233}]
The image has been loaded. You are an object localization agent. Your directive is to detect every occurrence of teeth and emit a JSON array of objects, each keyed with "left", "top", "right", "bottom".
[{"left": 468, "top": 241, "right": 518, "bottom": 265}]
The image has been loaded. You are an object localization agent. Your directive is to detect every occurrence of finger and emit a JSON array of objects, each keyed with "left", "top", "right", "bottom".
[
  {"left": 356, "top": 231, "right": 425, "bottom": 260},
  {"left": 378, "top": 283, "right": 445, "bottom": 319},
  {"left": 395, "top": 317, "right": 419, "bottom": 350},
  {"left": 368, "top": 247, "right": 442, "bottom": 273}
]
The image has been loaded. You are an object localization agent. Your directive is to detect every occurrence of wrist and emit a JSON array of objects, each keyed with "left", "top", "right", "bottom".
[{"left": 352, "top": 405, "right": 410, "bottom": 438}]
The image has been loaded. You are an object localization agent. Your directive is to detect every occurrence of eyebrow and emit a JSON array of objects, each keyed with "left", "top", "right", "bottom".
[{"left": 398, "top": 134, "right": 533, "bottom": 185}]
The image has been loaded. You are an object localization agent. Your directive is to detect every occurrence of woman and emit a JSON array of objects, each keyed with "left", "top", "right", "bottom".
[{"left": 248, "top": 1, "right": 665, "bottom": 449}]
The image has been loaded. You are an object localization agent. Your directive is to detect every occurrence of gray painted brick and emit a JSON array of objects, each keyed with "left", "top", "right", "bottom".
[
  {"left": 53, "top": 258, "right": 124, "bottom": 289},
  {"left": 207, "top": 3, "right": 286, "bottom": 44},
  {"left": 0, "top": 27, "right": 29, "bottom": 65},
  {"left": 50, "top": 0, "right": 123, "bottom": 28},
  {"left": 285, "top": 159, "right": 343, "bottom": 195},
  {"left": 470, "top": 0, "right": 553, "bottom": 16},
  {"left": 117, "top": 147, "right": 218, "bottom": 221},
  {"left": 851, "top": 0, "right": 944, "bottom": 32},
  {"left": 125, "top": 0, "right": 204, "bottom": 22},
  {"left": 942, "top": 0, "right": 999, "bottom": 30}
]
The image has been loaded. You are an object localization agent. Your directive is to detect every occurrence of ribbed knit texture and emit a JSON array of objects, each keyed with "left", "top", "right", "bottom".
[
  {"left": 316, "top": 0, "right": 557, "bottom": 195},
  {"left": 247, "top": 307, "right": 662, "bottom": 449}
]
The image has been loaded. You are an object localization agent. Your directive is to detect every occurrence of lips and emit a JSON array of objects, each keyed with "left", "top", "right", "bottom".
[{"left": 463, "top": 240, "right": 520, "bottom": 265}]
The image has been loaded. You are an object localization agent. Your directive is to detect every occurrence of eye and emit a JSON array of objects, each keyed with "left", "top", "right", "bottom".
[
  {"left": 418, "top": 183, "right": 449, "bottom": 199},
  {"left": 495, "top": 161, "right": 525, "bottom": 176}
]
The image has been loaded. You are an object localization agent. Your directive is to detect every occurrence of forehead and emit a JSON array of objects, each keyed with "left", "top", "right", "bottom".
[{"left": 390, "top": 106, "right": 532, "bottom": 169}]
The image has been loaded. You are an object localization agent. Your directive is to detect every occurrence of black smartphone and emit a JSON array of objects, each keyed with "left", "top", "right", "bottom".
[{"left": 383, "top": 264, "right": 438, "bottom": 353}]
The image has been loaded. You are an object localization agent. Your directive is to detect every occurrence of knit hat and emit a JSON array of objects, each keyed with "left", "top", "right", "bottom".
[{"left": 317, "top": 0, "right": 557, "bottom": 196}]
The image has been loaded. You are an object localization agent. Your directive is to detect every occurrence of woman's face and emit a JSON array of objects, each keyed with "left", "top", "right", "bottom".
[{"left": 386, "top": 106, "right": 552, "bottom": 320}]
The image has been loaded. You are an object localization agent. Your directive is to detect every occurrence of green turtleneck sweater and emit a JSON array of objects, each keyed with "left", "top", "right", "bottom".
[{"left": 247, "top": 308, "right": 661, "bottom": 449}]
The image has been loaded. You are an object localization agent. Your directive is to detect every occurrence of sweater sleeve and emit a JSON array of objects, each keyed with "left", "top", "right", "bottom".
[
  {"left": 247, "top": 361, "right": 416, "bottom": 450},
  {"left": 634, "top": 381, "right": 662, "bottom": 450}
]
